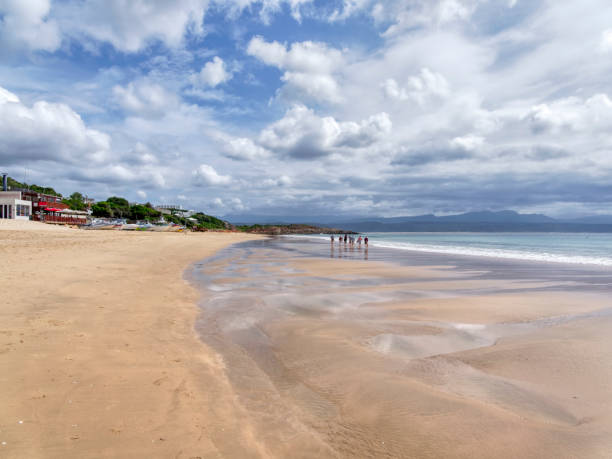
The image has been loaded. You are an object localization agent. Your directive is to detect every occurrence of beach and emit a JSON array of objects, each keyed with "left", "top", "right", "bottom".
[
  {"left": 0, "top": 221, "right": 261, "bottom": 458},
  {"left": 190, "top": 237, "right": 612, "bottom": 458},
  {"left": 2, "top": 225, "right": 612, "bottom": 458}
]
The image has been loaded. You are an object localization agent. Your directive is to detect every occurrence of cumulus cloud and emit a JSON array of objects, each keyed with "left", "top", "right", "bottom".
[
  {"left": 222, "top": 137, "right": 270, "bottom": 161},
  {"left": 374, "top": 0, "right": 485, "bottom": 36},
  {"left": 211, "top": 196, "right": 245, "bottom": 211},
  {"left": 382, "top": 68, "right": 450, "bottom": 105},
  {"left": 193, "top": 164, "right": 232, "bottom": 185},
  {"left": 525, "top": 94, "right": 612, "bottom": 134},
  {"left": 221, "top": 0, "right": 314, "bottom": 24},
  {"left": 247, "top": 36, "right": 344, "bottom": 103},
  {"left": 193, "top": 56, "right": 232, "bottom": 87},
  {"left": 0, "top": 85, "right": 111, "bottom": 165},
  {"left": 4, "top": 1, "right": 612, "bottom": 217},
  {"left": 258, "top": 104, "right": 391, "bottom": 158},
  {"left": 126, "top": 142, "right": 159, "bottom": 164},
  {"left": 451, "top": 134, "right": 485, "bottom": 151},
  {"left": 0, "top": 0, "right": 61, "bottom": 53},
  {"left": 113, "top": 80, "right": 179, "bottom": 118},
  {"left": 55, "top": 0, "right": 208, "bottom": 52}
]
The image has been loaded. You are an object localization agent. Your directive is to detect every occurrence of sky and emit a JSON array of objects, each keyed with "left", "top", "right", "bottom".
[{"left": 1, "top": 0, "right": 612, "bottom": 219}]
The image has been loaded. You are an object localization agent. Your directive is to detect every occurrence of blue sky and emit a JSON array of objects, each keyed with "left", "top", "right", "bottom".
[{"left": 1, "top": 0, "right": 612, "bottom": 218}]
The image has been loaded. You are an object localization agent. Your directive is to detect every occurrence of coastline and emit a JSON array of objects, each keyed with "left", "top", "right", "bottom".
[
  {"left": 189, "top": 237, "right": 612, "bottom": 458},
  {"left": 0, "top": 221, "right": 263, "bottom": 458},
  {"left": 4, "top": 225, "right": 612, "bottom": 458}
]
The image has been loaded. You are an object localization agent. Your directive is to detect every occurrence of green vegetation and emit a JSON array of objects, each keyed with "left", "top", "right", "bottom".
[
  {"left": 92, "top": 197, "right": 161, "bottom": 221},
  {"left": 91, "top": 196, "right": 228, "bottom": 230},
  {"left": 130, "top": 203, "right": 161, "bottom": 221},
  {"left": 164, "top": 211, "right": 228, "bottom": 230},
  {"left": 62, "top": 192, "right": 87, "bottom": 211},
  {"left": 6, "top": 176, "right": 62, "bottom": 197},
  {"left": 191, "top": 212, "right": 227, "bottom": 229}
]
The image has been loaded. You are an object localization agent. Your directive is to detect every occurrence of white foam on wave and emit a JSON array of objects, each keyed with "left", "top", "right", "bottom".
[
  {"left": 370, "top": 240, "right": 612, "bottom": 266},
  {"left": 283, "top": 234, "right": 612, "bottom": 266}
]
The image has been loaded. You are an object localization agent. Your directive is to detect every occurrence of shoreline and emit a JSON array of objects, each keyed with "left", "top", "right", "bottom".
[
  {"left": 4, "top": 224, "right": 612, "bottom": 457},
  {"left": 284, "top": 233, "right": 612, "bottom": 268},
  {"left": 189, "top": 237, "right": 612, "bottom": 458},
  {"left": 0, "top": 222, "right": 263, "bottom": 458}
]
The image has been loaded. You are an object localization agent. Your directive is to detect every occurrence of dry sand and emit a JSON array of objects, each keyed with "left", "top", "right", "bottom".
[{"left": 0, "top": 221, "right": 262, "bottom": 458}]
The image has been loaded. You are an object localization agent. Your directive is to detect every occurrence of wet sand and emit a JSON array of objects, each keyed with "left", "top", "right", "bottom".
[{"left": 190, "top": 237, "right": 612, "bottom": 458}]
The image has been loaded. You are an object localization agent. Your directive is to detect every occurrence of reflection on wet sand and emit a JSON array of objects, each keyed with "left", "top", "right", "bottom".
[
  {"left": 330, "top": 242, "right": 368, "bottom": 260},
  {"left": 190, "top": 237, "right": 612, "bottom": 458}
]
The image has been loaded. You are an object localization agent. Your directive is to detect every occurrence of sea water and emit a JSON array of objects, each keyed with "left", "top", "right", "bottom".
[{"left": 291, "top": 232, "right": 612, "bottom": 266}]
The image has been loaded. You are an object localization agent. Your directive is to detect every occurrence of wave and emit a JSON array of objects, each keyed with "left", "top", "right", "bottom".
[
  {"left": 370, "top": 240, "right": 612, "bottom": 266},
  {"left": 283, "top": 234, "right": 612, "bottom": 266}
]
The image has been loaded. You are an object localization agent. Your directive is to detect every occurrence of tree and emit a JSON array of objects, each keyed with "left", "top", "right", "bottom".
[
  {"left": 91, "top": 201, "right": 112, "bottom": 217},
  {"left": 7, "top": 177, "right": 62, "bottom": 197},
  {"left": 129, "top": 204, "right": 161, "bottom": 221},
  {"left": 62, "top": 192, "right": 86, "bottom": 211},
  {"left": 106, "top": 196, "right": 130, "bottom": 218}
]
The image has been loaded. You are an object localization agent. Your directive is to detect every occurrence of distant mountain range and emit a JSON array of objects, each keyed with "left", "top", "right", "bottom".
[{"left": 224, "top": 210, "right": 612, "bottom": 233}]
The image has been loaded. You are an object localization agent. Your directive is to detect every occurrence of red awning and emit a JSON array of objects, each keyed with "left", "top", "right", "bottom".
[{"left": 46, "top": 207, "right": 62, "bottom": 212}]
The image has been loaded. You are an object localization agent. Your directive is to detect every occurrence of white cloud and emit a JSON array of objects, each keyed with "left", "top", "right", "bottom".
[
  {"left": 137, "top": 190, "right": 147, "bottom": 199},
  {"left": 0, "top": 87, "right": 20, "bottom": 104},
  {"left": 113, "top": 80, "right": 179, "bottom": 118},
  {"left": 451, "top": 134, "right": 485, "bottom": 151},
  {"left": 222, "top": 0, "right": 313, "bottom": 24},
  {"left": 55, "top": 0, "right": 208, "bottom": 52},
  {"left": 258, "top": 104, "right": 391, "bottom": 158},
  {"left": 222, "top": 137, "right": 270, "bottom": 161},
  {"left": 210, "top": 196, "right": 245, "bottom": 211},
  {"left": 193, "top": 164, "right": 232, "bottom": 185},
  {"left": 193, "top": 56, "right": 232, "bottom": 87},
  {"left": 229, "top": 197, "right": 245, "bottom": 210},
  {"left": 122, "top": 142, "right": 160, "bottom": 165},
  {"left": 262, "top": 175, "right": 292, "bottom": 187},
  {"left": 599, "top": 29, "right": 612, "bottom": 53},
  {"left": 0, "top": 85, "right": 111, "bottom": 165},
  {"left": 382, "top": 68, "right": 450, "bottom": 105},
  {"left": 525, "top": 94, "right": 612, "bottom": 133},
  {"left": 247, "top": 36, "right": 344, "bottom": 103},
  {"left": 0, "top": 0, "right": 61, "bottom": 52}
]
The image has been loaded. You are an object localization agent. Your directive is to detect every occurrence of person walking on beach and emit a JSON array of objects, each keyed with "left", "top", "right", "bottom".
[
  {"left": 364, "top": 236, "right": 368, "bottom": 246},
  {"left": 330, "top": 235, "right": 335, "bottom": 243},
  {"left": 344, "top": 234, "right": 348, "bottom": 243},
  {"left": 357, "top": 236, "right": 362, "bottom": 246}
]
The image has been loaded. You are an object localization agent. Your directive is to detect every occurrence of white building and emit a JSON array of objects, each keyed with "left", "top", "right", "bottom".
[
  {"left": 155, "top": 204, "right": 195, "bottom": 217},
  {"left": 0, "top": 191, "right": 32, "bottom": 220}
]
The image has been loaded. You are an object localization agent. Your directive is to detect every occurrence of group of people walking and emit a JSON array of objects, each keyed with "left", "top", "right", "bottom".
[{"left": 330, "top": 233, "right": 368, "bottom": 246}]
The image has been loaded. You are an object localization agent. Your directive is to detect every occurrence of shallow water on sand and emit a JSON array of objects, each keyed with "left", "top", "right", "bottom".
[{"left": 188, "top": 237, "right": 612, "bottom": 458}]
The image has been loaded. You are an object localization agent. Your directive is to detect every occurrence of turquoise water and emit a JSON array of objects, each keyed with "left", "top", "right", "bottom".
[{"left": 294, "top": 233, "right": 612, "bottom": 266}]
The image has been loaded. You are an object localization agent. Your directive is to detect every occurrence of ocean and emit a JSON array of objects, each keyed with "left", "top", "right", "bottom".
[{"left": 290, "top": 232, "right": 612, "bottom": 267}]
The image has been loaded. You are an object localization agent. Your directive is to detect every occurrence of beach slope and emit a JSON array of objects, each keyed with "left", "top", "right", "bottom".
[{"left": 0, "top": 221, "right": 261, "bottom": 458}]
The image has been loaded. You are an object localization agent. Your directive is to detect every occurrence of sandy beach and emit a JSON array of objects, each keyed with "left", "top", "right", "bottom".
[
  {"left": 0, "top": 221, "right": 261, "bottom": 458},
  {"left": 2, "top": 225, "right": 612, "bottom": 458},
  {"left": 191, "top": 237, "right": 612, "bottom": 458}
]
